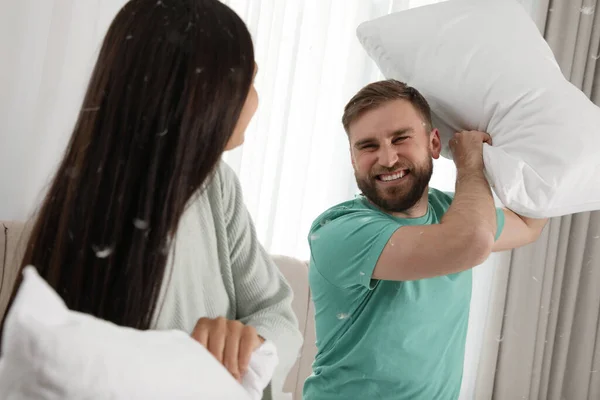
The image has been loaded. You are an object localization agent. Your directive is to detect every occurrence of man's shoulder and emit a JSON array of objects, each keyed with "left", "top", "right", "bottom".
[{"left": 310, "top": 197, "right": 382, "bottom": 232}]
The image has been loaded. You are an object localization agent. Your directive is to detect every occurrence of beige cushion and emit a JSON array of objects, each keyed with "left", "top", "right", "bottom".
[
  {"left": 271, "top": 255, "right": 316, "bottom": 399},
  {"left": 0, "top": 221, "right": 29, "bottom": 322}
]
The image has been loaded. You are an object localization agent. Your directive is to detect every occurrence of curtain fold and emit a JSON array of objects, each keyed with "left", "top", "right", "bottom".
[{"left": 476, "top": 1, "right": 600, "bottom": 399}]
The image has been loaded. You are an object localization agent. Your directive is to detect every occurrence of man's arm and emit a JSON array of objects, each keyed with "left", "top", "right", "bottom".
[
  {"left": 492, "top": 209, "right": 547, "bottom": 252},
  {"left": 373, "top": 131, "right": 498, "bottom": 282},
  {"left": 373, "top": 166, "right": 497, "bottom": 281}
]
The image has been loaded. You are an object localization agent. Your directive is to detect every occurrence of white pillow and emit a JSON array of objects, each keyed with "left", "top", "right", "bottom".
[
  {"left": 0, "top": 266, "right": 253, "bottom": 400},
  {"left": 357, "top": 0, "right": 600, "bottom": 218}
]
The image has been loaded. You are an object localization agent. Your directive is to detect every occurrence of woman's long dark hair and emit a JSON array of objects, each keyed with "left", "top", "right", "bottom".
[{"left": 0, "top": 0, "right": 254, "bottom": 338}]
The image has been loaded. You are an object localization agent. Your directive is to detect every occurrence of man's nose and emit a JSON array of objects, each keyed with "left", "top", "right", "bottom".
[{"left": 378, "top": 146, "right": 399, "bottom": 168}]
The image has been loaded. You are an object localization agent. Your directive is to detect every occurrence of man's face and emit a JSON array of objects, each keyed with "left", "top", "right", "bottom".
[{"left": 349, "top": 99, "right": 441, "bottom": 214}]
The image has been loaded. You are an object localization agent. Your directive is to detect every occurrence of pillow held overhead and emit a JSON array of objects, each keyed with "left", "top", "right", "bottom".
[{"left": 357, "top": 0, "right": 600, "bottom": 218}]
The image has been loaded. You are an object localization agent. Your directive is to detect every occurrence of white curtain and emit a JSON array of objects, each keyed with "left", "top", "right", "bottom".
[
  {"left": 221, "top": 0, "right": 457, "bottom": 260},
  {"left": 1, "top": 1, "right": 542, "bottom": 398},
  {"left": 0, "top": 0, "right": 127, "bottom": 220}
]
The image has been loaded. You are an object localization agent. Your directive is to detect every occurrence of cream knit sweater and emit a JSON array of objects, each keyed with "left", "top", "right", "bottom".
[{"left": 153, "top": 161, "right": 302, "bottom": 398}]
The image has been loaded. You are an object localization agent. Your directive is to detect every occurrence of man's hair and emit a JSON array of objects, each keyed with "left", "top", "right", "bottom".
[{"left": 342, "top": 79, "right": 433, "bottom": 134}]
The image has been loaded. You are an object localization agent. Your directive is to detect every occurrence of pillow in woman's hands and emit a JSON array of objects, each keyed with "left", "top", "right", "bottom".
[
  {"left": 357, "top": 0, "right": 600, "bottom": 218},
  {"left": 0, "top": 266, "right": 251, "bottom": 400}
]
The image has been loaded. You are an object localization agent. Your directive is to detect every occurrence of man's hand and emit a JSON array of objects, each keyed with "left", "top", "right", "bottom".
[
  {"left": 449, "top": 130, "right": 493, "bottom": 171},
  {"left": 191, "top": 317, "right": 264, "bottom": 382}
]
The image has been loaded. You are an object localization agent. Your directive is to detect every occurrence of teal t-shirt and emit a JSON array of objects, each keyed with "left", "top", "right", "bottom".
[{"left": 303, "top": 189, "right": 505, "bottom": 400}]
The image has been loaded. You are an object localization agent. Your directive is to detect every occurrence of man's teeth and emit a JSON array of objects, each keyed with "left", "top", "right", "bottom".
[{"left": 380, "top": 171, "right": 405, "bottom": 182}]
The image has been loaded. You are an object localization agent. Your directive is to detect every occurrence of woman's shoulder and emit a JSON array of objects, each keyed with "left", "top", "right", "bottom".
[
  {"left": 209, "top": 160, "right": 240, "bottom": 194},
  {"left": 192, "top": 160, "right": 243, "bottom": 220}
]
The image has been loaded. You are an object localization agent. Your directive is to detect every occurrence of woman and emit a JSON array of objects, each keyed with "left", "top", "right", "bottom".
[{"left": 0, "top": 0, "right": 301, "bottom": 392}]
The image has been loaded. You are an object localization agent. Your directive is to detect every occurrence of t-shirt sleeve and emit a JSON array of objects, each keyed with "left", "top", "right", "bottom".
[
  {"left": 308, "top": 211, "right": 399, "bottom": 290},
  {"left": 494, "top": 208, "right": 506, "bottom": 241}
]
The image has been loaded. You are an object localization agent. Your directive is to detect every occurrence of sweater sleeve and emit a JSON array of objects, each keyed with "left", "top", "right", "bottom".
[{"left": 218, "top": 162, "right": 303, "bottom": 391}]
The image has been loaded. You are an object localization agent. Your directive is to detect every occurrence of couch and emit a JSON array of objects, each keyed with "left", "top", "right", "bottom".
[{"left": 0, "top": 221, "right": 316, "bottom": 400}]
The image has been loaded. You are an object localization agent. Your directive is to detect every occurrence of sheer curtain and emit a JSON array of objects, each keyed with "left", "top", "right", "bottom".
[
  {"left": 221, "top": 0, "right": 456, "bottom": 260},
  {"left": 0, "top": 0, "right": 128, "bottom": 220}
]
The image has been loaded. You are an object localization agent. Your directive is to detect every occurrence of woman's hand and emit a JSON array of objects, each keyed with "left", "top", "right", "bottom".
[{"left": 191, "top": 317, "right": 264, "bottom": 382}]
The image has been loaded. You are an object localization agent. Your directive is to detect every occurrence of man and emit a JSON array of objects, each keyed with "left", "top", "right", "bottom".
[{"left": 303, "top": 80, "right": 547, "bottom": 400}]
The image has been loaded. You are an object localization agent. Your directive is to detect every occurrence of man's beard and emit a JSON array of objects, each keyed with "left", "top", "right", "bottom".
[{"left": 356, "top": 157, "right": 433, "bottom": 214}]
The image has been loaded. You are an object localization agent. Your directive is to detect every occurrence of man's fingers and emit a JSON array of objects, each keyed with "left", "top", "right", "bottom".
[
  {"left": 482, "top": 133, "right": 493, "bottom": 145},
  {"left": 451, "top": 131, "right": 493, "bottom": 146}
]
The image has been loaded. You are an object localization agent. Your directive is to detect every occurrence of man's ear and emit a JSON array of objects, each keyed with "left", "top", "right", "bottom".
[
  {"left": 430, "top": 128, "right": 442, "bottom": 159},
  {"left": 348, "top": 133, "right": 356, "bottom": 168}
]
